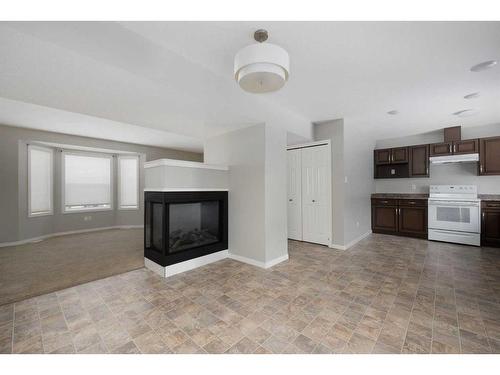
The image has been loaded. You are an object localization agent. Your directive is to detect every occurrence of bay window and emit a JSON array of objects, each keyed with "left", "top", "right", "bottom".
[{"left": 62, "top": 152, "right": 113, "bottom": 212}]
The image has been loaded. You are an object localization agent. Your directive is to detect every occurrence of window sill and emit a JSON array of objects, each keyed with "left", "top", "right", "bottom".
[
  {"left": 28, "top": 211, "right": 54, "bottom": 218},
  {"left": 63, "top": 207, "right": 113, "bottom": 214}
]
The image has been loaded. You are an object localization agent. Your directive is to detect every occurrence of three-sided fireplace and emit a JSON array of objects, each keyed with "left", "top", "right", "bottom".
[{"left": 144, "top": 191, "right": 228, "bottom": 267}]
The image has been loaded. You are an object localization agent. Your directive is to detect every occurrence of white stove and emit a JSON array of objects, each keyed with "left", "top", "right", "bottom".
[{"left": 428, "top": 185, "right": 481, "bottom": 246}]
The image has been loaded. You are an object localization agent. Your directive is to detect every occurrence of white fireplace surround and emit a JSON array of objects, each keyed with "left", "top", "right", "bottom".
[
  {"left": 143, "top": 157, "right": 289, "bottom": 277},
  {"left": 144, "top": 158, "right": 229, "bottom": 192}
]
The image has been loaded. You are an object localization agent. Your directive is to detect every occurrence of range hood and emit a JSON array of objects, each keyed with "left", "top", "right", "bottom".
[{"left": 430, "top": 153, "right": 479, "bottom": 164}]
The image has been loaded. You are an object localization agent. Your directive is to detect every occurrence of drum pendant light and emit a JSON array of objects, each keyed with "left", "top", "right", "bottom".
[{"left": 234, "top": 29, "right": 290, "bottom": 93}]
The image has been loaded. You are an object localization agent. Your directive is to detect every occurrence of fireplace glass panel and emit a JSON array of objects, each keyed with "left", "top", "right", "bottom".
[
  {"left": 169, "top": 201, "right": 220, "bottom": 253},
  {"left": 152, "top": 203, "right": 163, "bottom": 251}
]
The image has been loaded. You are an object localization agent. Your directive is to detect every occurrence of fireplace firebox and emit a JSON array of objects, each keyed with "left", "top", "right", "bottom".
[{"left": 144, "top": 191, "right": 228, "bottom": 267}]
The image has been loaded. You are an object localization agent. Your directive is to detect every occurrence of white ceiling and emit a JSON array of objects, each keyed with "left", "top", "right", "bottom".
[{"left": 1, "top": 21, "right": 500, "bottom": 151}]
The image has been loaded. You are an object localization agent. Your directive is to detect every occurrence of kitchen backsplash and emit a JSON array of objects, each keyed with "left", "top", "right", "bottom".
[{"left": 375, "top": 161, "right": 500, "bottom": 194}]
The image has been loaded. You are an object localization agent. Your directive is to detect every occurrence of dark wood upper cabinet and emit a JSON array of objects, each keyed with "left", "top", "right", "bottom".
[
  {"left": 374, "top": 149, "right": 392, "bottom": 165},
  {"left": 409, "top": 144, "right": 429, "bottom": 177},
  {"left": 453, "top": 139, "right": 478, "bottom": 155},
  {"left": 429, "top": 142, "right": 452, "bottom": 156},
  {"left": 391, "top": 147, "right": 409, "bottom": 164},
  {"left": 481, "top": 201, "right": 500, "bottom": 247},
  {"left": 480, "top": 136, "right": 500, "bottom": 175},
  {"left": 444, "top": 126, "right": 461, "bottom": 142}
]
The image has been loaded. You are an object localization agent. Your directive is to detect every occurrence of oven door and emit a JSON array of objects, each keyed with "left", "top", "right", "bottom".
[{"left": 428, "top": 200, "right": 480, "bottom": 233}]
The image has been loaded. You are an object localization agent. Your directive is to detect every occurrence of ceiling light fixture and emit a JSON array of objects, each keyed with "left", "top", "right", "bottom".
[
  {"left": 387, "top": 110, "right": 399, "bottom": 115},
  {"left": 453, "top": 109, "right": 479, "bottom": 117},
  {"left": 464, "top": 92, "right": 480, "bottom": 99},
  {"left": 234, "top": 29, "right": 290, "bottom": 93},
  {"left": 470, "top": 60, "right": 497, "bottom": 72}
]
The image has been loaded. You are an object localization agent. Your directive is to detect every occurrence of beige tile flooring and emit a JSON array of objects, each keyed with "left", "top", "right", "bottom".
[{"left": 1, "top": 233, "right": 500, "bottom": 354}]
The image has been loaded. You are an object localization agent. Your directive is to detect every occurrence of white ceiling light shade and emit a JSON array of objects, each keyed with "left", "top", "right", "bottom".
[
  {"left": 470, "top": 60, "right": 497, "bottom": 72},
  {"left": 234, "top": 29, "right": 290, "bottom": 93}
]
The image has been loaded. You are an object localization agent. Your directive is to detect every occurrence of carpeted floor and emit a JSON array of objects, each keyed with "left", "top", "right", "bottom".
[{"left": 0, "top": 228, "right": 144, "bottom": 306}]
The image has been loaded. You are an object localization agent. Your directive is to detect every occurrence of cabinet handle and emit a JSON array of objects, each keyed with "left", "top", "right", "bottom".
[
  {"left": 426, "top": 166, "right": 429, "bottom": 175},
  {"left": 449, "top": 144, "right": 452, "bottom": 153},
  {"left": 453, "top": 144, "right": 456, "bottom": 153},
  {"left": 480, "top": 165, "right": 483, "bottom": 173},
  {"left": 312, "top": 199, "right": 316, "bottom": 202},
  {"left": 289, "top": 199, "right": 293, "bottom": 202},
  {"left": 409, "top": 201, "right": 415, "bottom": 204},
  {"left": 381, "top": 200, "right": 388, "bottom": 204}
]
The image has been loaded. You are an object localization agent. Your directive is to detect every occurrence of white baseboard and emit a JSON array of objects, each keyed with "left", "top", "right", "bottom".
[
  {"left": 228, "top": 252, "right": 289, "bottom": 269},
  {"left": 329, "top": 231, "right": 372, "bottom": 251},
  {"left": 0, "top": 225, "right": 144, "bottom": 248},
  {"left": 144, "top": 250, "right": 229, "bottom": 278}
]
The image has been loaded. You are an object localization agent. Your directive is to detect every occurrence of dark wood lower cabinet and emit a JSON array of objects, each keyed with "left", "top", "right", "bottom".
[
  {"left": 371, "top": 205, "right": 398, "bottom": 234},
  {"left": 481, "top": 201, "right": 500, "bottom": 247},
  {"left": 371, "top": 198, "right": 428, "bottom": 239},
  {"left": 398, "top": 205, "right": 428, "bottom": 238}
]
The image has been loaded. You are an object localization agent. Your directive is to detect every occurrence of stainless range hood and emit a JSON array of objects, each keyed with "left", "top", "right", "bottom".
[{"left": 430, "top": 153, "right": 479, "bottom": 164}]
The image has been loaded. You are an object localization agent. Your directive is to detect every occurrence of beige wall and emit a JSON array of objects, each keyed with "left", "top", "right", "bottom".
[{"left": 0, "top": 124, "right": 202, "bottom": 244}]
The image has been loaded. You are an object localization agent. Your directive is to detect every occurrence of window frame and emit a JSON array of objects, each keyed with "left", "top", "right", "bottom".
[
  {"left": 117, "top": 154, "right": 140, "bottom": 211},
  {"left": 27, "top": 144, "right": 54, "bottom": 218},
  {"left": 61, "top": 150, "right": 114, "bottom": 214}
]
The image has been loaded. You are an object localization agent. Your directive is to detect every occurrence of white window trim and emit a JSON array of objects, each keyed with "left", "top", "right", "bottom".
[
  {"left": 61, "top": 150, "right": 114, "bottom": 214},
  {"left": 117, "top": 154, "right": 140, "bottom": 211},
  {"left": 28, "top": 144, "right": 54, "bottom": 218}
]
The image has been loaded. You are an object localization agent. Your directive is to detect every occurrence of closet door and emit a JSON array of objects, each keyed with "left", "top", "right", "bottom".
[
  {"left": 287, "top": 149, "right": 302, "bottom": 240},
  {"left": 301, "top": 145, "right": 331, "bottom": 245}
]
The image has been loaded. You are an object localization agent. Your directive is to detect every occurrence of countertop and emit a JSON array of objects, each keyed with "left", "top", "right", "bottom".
[
  {"left": 372, "top": 193, "right": 500, "bottom": 201},
  {"left": 371, "top": 193, "right": 429, "bottom": 199},
  {"left": 478, "top": 194, "right": 500, "bottom": 201}
]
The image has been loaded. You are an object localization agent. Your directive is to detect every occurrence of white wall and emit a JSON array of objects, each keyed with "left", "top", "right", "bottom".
[
  {"left": 343, "top": 123, "right": 375, "bottom": 245},
  {"left": 264, "top": 124, "right": 288, "bottom": 263},
  {"left": 204, "top": 124, "right": 267, "bottom": 263},
  {"left": 313, "top": 119, "right": 375, "bottom": 247},
  {"left": 204, "top": 123, "right": 288, "bottom": 265},
  {"left": 313, "top": 119, "right": 345, "bottom": 246},
  {"left": 375, "top": 123, "right": 500, "bottom": 194}
]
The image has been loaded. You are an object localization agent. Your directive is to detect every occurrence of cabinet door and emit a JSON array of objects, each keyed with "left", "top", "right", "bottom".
[
  {"left": 374, "top": 149, "right": 392, "bottom": 165},
  {"left": 481, "top": 209, "right": 500, "bottom": 247},
  {"left": 453, "top": 139, "right": 478, "bottom": 155},
  {"left": 409, "top": 145, "right": 429, "bottom": 177},
  {"left": 480, "top": 136, "right": 500, "bottom": 175},
  {"left": 287, "top": 149, "right": 302, "bottom": 241},
  {"left": 398, "top": 206, "right": 427, "bottom": 238},
  {"left": 371, "top": 205, "right": 398, "bottom": 233},
  {"left": 430, "top": 142, "right": 452, "bottom": 156},
  {"left": 392, "top": 147, "right": 409, "bottom": 164},
  {"left": 301, "top": 145, "right": 331, "bottom": 245}
]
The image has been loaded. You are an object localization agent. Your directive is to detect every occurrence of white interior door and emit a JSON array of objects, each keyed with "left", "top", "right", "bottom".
[
  {"left": 301, "top": 145, "right": 331, "bottom": 245},
  {"left": 287, "top": 148, "right": 302, "bottom": 240}
]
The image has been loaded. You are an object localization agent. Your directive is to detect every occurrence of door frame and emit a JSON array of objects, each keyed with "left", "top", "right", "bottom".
[{"left": 286, "top": 140, "right": 332, "bottom": 247}]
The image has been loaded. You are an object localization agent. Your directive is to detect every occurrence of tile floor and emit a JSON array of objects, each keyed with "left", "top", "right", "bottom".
[{"left": 1, "top": 234, "right": 500, "bottom": 354}]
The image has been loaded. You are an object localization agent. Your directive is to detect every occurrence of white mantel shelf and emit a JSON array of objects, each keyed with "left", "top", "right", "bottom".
[
  {"left": 144, "top": 158, "right": 229, "bottom": 171},
  {"left": 144, "top": 188, "right": 229, "bottom": 192}
]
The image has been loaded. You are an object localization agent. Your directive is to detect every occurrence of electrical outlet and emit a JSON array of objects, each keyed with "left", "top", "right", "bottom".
[
  {"left": 411, "top": 184, "right": 417, "bottom": 191},
  {"left": 84, "top": 216, "right": 92, "bottom": 222}
]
